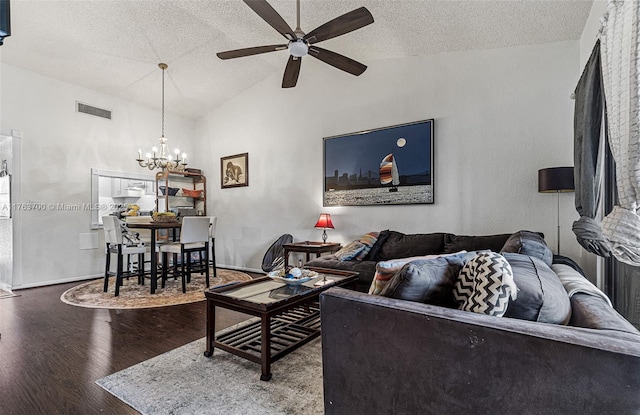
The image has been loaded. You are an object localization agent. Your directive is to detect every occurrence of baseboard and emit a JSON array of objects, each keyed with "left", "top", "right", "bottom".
[{"left": 13, "top": 273, "right": 103, "bottom": 290}]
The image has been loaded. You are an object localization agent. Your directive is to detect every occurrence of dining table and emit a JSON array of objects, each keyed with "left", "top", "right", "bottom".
[{"left": 126, "top": 220, "right": 182, "bottom": 294}]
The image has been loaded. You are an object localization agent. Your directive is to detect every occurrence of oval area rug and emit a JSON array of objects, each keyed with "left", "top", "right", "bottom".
[{"left": 61, "top": 268, "right": 253, "bottom": 309}]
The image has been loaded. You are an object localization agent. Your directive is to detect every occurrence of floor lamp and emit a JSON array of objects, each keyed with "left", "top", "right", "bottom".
[{"left": 538, "top": 167, "right": 575, "bottom": 254}]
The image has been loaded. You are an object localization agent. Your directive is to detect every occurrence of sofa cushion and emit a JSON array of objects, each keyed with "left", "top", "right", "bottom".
[
  {"left": 355, "top": 232, "right": 379, "bottom": 261},
  {"left": 454, "top": 252, "right": 518, "bottom": 317},
  {"left": 376, "top": 231, "right": 446, "bottom": 261},
  {"left": 443, "top": 233, "right": 513, "bottom": 253},
  {"left": 334, "top": 240, "right": 366, "bottom": 261},
  {"left": 369, "top": 251, "right": 466, "bottom": 295},
  {"left": 304, "top": 255, "right": 376, "bottom": 292},
  {"left": 379, "top": 255, "right": 465, "bottom": 308},
  {"left": 502, "top": 253, "right": 571, "bottom": 325},
  {"left": 501, "top": 230, "right": 552, "bottom": 267},
  {"left": 553, "top": 254, "right": 586, "bottom": 277},
  {"left": 363, "top": 229, "right": 391, "bottom": 261}
]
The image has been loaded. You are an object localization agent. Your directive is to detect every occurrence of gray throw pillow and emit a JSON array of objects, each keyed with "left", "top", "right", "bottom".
[
  {"left": 380, "top": 255, "right": 464, "bottom": 308},
  {"left": 501, "top": 230, "right": 553, "bottom": 267},
  {"left": 502, "top": 253, "right": 571, "bottom": 325}
]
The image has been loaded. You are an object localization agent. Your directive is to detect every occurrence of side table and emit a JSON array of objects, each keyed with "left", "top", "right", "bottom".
[{"left": 282, "top": 242, "right": 341, "bottom": 268}]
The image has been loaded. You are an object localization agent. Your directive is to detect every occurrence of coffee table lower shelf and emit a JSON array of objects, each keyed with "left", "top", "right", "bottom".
[
  {"left": 205, "top": 302, "right": 321, "bottom": 381},
  {"left": 204, "top": 269, "right": 358, "bottom": 380}
]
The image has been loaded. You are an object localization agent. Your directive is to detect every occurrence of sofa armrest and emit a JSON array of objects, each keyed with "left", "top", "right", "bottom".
[{"left": 320, "top": 288, "right": 640, "bottom": 415}]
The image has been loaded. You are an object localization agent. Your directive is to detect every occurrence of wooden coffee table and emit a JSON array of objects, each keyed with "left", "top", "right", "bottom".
[{"left": 204, "top": 267, "right": 358, "bottom": 381}]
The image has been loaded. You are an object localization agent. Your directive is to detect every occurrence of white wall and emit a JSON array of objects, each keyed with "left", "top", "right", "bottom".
[
  {"left": 0, "top": 37, "right": 597, "bottom": 286},
  {"left": 0, "top": 63, "right": 194, "bottom": 288},
  {"left": 580, "top": 0, "right": 607, "bottom": 68},
  {"left": 197, "top": 41, "right": 591, "bottom": 276}
]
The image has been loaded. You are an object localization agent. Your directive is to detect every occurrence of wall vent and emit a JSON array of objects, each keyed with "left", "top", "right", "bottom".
[{"left": 76, "top": 102, "right": 112, "bottom": 120}]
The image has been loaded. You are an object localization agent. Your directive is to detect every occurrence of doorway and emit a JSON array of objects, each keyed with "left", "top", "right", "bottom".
[{"left": 0, "top": 134, "right": 13, "bottom": 293}]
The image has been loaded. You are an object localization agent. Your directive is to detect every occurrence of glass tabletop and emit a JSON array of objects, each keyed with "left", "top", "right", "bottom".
[{"left": 222, "top": 273, "right": 349, "bottom": 304}]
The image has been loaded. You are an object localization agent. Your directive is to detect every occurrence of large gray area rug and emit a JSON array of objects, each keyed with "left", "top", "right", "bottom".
[{"left": 96, "top": 331, "right": 324, "bottom": 415}]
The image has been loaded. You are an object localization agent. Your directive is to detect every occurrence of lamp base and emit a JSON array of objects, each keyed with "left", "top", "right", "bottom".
[{"left": 322, "top": 230, "right": 328, "bottom": 243}]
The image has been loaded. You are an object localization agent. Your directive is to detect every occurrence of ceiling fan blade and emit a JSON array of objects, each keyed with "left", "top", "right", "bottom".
[
  {"left": 243, "top": 0, "right": 297, "bottom": 41},
  {"left": 308, "top": 46, "right": 367, "bottom": 76},
  {"left": 217, "top": 44, "right": 288, "bottom": 60},
  {"left": 303, "top": 7, "right": 374, "bottom": 45},
  {"left": 282, "top": 56, "right": 302, "bottom": 88}
]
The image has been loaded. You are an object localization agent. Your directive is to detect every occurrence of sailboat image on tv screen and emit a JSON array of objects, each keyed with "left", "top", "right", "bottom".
[{"left": 380, "top": 153, "right": 399, "bottom": 192}]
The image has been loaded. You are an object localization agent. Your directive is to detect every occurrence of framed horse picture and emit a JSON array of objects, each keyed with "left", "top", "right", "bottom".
[{"left": 221, "top": 152, "right": 249, "bottom": 189}]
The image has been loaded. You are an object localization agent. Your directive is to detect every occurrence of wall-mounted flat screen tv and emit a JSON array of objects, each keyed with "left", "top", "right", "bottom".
[
  {"left": 0, "top": 0, "right": 10, "bottom": 46},
  {"left": 323, "top": 119, "right": 434, "bottom": 207}
]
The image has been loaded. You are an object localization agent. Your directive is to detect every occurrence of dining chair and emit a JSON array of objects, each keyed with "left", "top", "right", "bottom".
[
  {"left": 192, "top": 216, "right": 217, "bottom": 282},
  {"left": 102, "top": 216, "right": 147, "bottom": 296},
  {"left": 160, "top": 216, "right": 210, "bottom": 293},
  {"left": 198, "top": 216, "right": 217, "bottom": 280}
]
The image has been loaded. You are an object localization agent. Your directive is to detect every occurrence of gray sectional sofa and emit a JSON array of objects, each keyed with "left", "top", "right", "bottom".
[{"left": 309, "top": 230, "right": 640, "bottom": 414}]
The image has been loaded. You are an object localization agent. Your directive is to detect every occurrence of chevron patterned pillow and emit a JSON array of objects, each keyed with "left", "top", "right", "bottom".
[{"left": 453, "top": 252, "right": 518, "bottom": 317}]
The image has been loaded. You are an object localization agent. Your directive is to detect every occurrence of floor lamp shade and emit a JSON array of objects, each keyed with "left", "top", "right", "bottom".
[
  {"left": 538, "top": 167, "right": 575, "bottom": 254},
  {"left": 538, "top": 167, "right": 575, "bottom": 193}
]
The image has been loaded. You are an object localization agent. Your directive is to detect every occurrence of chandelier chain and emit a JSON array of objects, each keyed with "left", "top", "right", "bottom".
[{"left": 161, "top": 64, "right": 165, "bottom": 137}]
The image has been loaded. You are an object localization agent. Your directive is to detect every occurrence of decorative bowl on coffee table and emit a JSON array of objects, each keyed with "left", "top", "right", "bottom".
[
  {"left": 268, "top": 268, "right": 318, "bottom": 285},
  {"left": 269, "top": 275, "right": 313, "bottom": 285}
]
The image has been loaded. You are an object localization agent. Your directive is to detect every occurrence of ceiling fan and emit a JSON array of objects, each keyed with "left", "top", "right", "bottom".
[{"left": 217, "top": 0, "right": 374, "bottom": 88}]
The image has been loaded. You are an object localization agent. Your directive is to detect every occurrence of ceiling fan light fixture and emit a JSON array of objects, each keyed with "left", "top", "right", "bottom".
[
  {"left": 217, "top": 0, "right": 374, "bottom": 88},
  {"left": 288, "top": 39, "right": 308, "bottom": 57}
]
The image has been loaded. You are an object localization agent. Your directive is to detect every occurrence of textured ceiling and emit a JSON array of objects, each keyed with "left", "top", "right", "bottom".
[{"left": 1, "top": 0, "right": 593, "bottom": 119}]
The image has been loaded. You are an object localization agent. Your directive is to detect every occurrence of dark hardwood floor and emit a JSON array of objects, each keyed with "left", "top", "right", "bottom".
[{"left": 0, "top": 272, "right": 261, "bottom": 415}]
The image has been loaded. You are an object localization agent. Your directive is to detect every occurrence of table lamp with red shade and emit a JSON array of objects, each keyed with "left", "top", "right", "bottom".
[{"left": 314, "top": 213, "right": 335, "bottom": 243}]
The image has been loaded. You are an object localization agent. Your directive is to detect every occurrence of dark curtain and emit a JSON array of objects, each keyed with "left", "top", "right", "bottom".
[{"left": 572, "top": 40, "right": 611, "bottom": 257}]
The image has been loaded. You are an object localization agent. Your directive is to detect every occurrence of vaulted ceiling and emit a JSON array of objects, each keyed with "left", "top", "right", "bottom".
[{"left": 1, "top": 0, "right": 593, "bottom": 119}]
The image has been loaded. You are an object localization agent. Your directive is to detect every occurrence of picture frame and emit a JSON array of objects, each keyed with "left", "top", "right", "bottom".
[
  {"left": 221, "top": 152, "right": 249, "bottom": 188},
  {"left": 323, "top": 119, "right": 434, "bottom": 206}
]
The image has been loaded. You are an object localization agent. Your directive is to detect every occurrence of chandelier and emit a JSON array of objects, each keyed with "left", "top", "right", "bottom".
[{"left": 136, "top": 63, "right": 187, "bottom": 171}]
